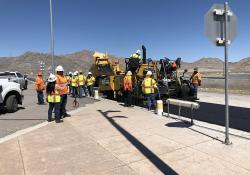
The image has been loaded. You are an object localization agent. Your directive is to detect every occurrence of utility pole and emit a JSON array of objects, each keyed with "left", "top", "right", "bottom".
[{"left": 49, "top": 0, "right": 55, "bottom": 73}]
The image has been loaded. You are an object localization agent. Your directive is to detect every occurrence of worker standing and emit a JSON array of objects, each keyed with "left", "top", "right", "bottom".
[
  {"left": 66, "top": 72, "right": 72, "bottom": 95},
  {"left": 71, "top": 71, "right": 79, "bottom": 98},
  {"left": 123, "top": 71, "right": 133, "bottom": 107},
  {"left": 46, "top": 74, "right": 62, "bottom": 123},
  {"left": 130, "top": 50, "right": 141, "bottom": 60},
  {"left": 142, "top": 71, "right": 157, "bottom": 110},
  {"left": 78, "top": 70, "right": 86, "bottom": 98},
  {"left": 190, "top": 67, "right": 202, "bottom": 100},
  {"left": 34, "top": 71, "right": 46, "bottom": 105},
  {"left": 86, "top": 72, "right": 95, "bottom": 97},
  {"left": 55, "top": 65, "right": 71, "bottom": 118}
]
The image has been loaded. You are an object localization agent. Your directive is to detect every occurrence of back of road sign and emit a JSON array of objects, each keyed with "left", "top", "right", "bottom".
[{"left": 205, "top": 4, "right": 237, "bottom": 46}]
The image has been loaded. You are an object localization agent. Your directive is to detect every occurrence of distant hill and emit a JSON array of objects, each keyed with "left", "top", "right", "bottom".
[{"left": 0, "top": 50, "right": 249, "bottom": 77}]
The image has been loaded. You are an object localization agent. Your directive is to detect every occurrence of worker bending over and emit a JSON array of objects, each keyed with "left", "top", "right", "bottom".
[
  {"left": 130, "top": 50, "right": 141, "bottom": 60},
  {"left": 190, "top": 67, "right": 202, "bottom": 100},
  {"left": 86, "top": 72, "right": 95, "bottom": 97},
  {"left": 34, "top": 71, "right": 46, "bottom": 105},
  {"left": 123, "top": 71, "right": 133, "bottom": 107},
  {"left": 142, "top": 71, "right": 157, "bottom": 110},
  {"left": 55, "top": 65, "right": 71, "bottom": 118}
]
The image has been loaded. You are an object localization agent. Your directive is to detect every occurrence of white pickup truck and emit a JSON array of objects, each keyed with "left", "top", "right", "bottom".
[{"left": 0, "top": 79, "right": 23, "bottom": 113}]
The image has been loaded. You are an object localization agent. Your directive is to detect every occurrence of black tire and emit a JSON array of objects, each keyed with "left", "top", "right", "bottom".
[{"left": 6, "top": 95, "right": 18, "bottom": 113}]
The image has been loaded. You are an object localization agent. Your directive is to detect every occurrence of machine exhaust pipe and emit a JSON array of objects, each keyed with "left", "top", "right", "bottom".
[{"left": 142, "top": 45, "right": 146, "bottom": 64}]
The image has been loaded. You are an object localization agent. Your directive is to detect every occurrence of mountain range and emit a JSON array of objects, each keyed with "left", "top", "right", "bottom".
[{"left": 0, "top": 50, "right": 249, "bottom": 76}]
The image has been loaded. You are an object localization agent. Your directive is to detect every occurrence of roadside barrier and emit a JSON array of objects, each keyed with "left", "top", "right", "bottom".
[{"left": 166, "top": 98, "right": 200, "bottom": 125}]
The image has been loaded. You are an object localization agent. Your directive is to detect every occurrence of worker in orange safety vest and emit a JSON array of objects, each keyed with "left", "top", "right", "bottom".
[
  {"left": 34, "top": 71, "right": 46, "bottom": 105},
  {"left": 123, "top": 71, "right": 133, "bottom": 107}
]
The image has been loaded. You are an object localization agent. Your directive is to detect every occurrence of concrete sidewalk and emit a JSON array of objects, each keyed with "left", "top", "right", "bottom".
[{"left": 0, "top": 98, "right": 250, "bottom": 175}]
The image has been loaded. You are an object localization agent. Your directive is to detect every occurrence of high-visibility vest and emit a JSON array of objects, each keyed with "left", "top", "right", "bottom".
[
  {"left": 47, "top": 90, "right": 60, "bottom": 103},
  {"left": 123, "top": 76, "right": 132, "bottom": 91},
  {"left": 34, "top": 76, "right": 45, "bottom": 91},
  {"left": 78, "top": 75, "right": 86, "bottom": 86},
  {"left": 71, "top": 76, "right": 78, "bottom": 87},
  {"left": 56, "top": 75, "right": 68, "bottom": 95},
  {"left": 191, "top": 72, "right": 202, "bottom": 84},
  {"left": 142, "top": 78, "right": 156, "bottom": 94},
  {"left": 66, "top": 76, "right": 71, "bottom": 85},
  {"left": 130, "top": 53, "right": 141, "bottom": 59},
  {"left": 86, "top": 76, "right": 95, "bottom": 86}
]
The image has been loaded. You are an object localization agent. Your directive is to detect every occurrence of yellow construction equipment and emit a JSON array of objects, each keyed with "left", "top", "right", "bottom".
[{"left": 90, "top": 51, "right": 124, "bottom": 99}]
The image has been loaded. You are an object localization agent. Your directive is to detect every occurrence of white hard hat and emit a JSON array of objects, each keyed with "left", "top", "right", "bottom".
[
  {"left": 73, "top": 72, "right": 78, "bottom": 76},
  {"left": 69, "top": 72, "right": 72, "bottom": 75},
  {"left": 75, "top": 71, "right": 79, "bottom": 74},
  {"left": 126, "top": 71, "right": 132, "bottom": 76},
  {"left": 55, "top": 65, "right": 64, "bottom": 72},
  {"left": 48, "top": 73, "right": 57, "bottom": 82},
  {"left": 146, "top": 71, "right": 152, "bottom": 76},
  {"left": 88, "top": 72, "right": 92, "bottom": 75},
  {"left": 136, "top": 50, "right": 141, "bottom": 55}
]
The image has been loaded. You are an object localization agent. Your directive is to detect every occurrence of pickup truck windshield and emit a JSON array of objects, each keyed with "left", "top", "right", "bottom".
[{"left": 0, "top": 73, "right": 16, "bottom": 79}]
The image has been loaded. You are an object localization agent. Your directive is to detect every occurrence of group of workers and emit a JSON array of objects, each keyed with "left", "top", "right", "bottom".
[
  {"left": 65, "top": 71, "right": 96, "bottom": 98},
  {"left": 34, "top": 49, "right": 202, "bottom": 121},
  {"left": 35, "top": 65, "right": 96, "bottom": 123}
]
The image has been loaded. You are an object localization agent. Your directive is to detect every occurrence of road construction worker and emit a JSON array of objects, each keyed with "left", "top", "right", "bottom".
[
  {"left": 46, "top": 73, "right": 62, "bottom": 123},
  {"left": 142, "top": 71, "right": 157, "bottom": 110},
  {"left": 190, "top": 67, "right": 202, "bottom": 100},
  {"left": 86, "top": 72, "right": 95, "bottom": 97},
  {"left": 34, "top": 71, "right": 46, "bottom": 105},
  {"left": 130, "top": 50, "right": 141, "bottom": 60},
  {"left": 66, "top": 72, "right": 72, "bottom": 95},
  {"left": 71, "top": 71, "right": 79, "bottom": 98},
  {"left": 78, "top": 70, "right": 86, "bottom": 98},
  {"left": 55, "top": 65, "right": 71, "bottom": 118},
  {"left": 123, "top": 71, "right": 133, "bottom": 107}
]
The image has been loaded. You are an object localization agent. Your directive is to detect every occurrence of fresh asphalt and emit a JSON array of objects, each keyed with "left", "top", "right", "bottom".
[{"left": 0, "top": 84, "right": 97, "bottom": 138}]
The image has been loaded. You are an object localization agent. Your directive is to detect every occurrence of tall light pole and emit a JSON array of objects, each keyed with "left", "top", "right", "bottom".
[{"left": 49, "top": 0, "right": 55, "bottom": 73}]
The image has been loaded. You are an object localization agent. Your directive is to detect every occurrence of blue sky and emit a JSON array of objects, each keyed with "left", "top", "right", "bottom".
[{"left": 0, "top": 0, "right": 249, "bottom": 62}]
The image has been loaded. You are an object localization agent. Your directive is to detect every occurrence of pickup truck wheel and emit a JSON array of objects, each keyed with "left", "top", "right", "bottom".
[{"left": 6, "top": 95, "right": 18, "bottom": 113}]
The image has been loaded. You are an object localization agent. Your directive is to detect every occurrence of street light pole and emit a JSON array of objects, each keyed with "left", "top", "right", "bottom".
[
  {"left": 49, "top": 0, "right": 55, "bottom": 73},
  {"left": 224, "top": 2, "right": 230, "bottom": 145}
]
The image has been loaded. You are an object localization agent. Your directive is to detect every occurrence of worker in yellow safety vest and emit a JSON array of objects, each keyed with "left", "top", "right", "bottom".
[
  {"left": 190, "top": 67, "right": 202, "bottom": 100},
  {"left": 66, "top": 72, "right": 72, "bottom": 95},
  {"left": 34, "top": 71, "right": 46, "bottom": 105},
  {"left": 130, "top": 50, "right": 141, "bottom": 60},
  {"left": 78, "top": 71, "right": 86, "bottom": 98},
  {"left": 55, "top": 65, "right": 71, "bottom": 118},
  {"left": 46, "top": 73, "right": 62, "bottom": 123},
  {"left": 86, "top": 72, "right": 95, "bottom": 97},
  {"left": 142, "top": 71, "right": 158, "bottom": 110},
  {"left": 71, "top": 71, "right": 79, "bottom": 98}
]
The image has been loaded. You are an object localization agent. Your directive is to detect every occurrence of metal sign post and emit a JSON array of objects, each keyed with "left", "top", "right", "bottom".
[
  {"left": 49, "top": 0, "right": 55, "bottom": 74},
  {"left": 205, "top": 2, "right": 237, "bottom": 145}
]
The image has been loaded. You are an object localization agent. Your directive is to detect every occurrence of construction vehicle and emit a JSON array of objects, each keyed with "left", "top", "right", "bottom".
[
  {"left": 125, "top": 45, "right": 193, "bottom": 105},
  {"left": 90, "top": 52, "right": 124, "bottom": 99}
]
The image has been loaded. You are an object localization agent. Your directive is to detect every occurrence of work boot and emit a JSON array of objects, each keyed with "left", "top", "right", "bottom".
[
  {"left": 64, "top": 113, "right": 71, "bottom": 117},
  {"left": 55, "top": 119, "right": 63, "bottom": 123}
]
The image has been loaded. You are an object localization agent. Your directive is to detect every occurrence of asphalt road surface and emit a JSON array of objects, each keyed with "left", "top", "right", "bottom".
[
  {"left": 0, "top": 84, "right": 97, "bottom": 138},
  {"left": 164, "top": 92, "right": 250, "bottom": 132}
]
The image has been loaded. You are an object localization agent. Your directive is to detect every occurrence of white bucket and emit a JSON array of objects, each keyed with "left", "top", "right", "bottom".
[
  {"left": 156, "top": 100, "right": 163, "bottom": 116},
  {"left": 94, "top": 90, "right": 99, "bottom": 100}
]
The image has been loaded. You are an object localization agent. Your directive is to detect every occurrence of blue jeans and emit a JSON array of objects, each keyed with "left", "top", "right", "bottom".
[
  {"left": 145, "top": 93, "right": 156, "bottom": 110},
  {"left": 60, "top": 94, "right": 68, "bottom": 118},
  {"left": 48, "top": 102, "right": 60, "bottom": 121},
  {"left": 191, "top": 84, "right": 198, "bottom": 98},
  {"left": 78, "top": 85, "right": 84, "bottom": 98},
  {"left": 87, "top": 86, "right": 94, "bottom": 97},
  {"left": 37, "top": 90, "right": 44, "bottom": 104}
]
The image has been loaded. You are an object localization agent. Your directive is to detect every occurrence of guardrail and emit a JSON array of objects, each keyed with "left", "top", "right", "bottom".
[{"left": 166, "top": 98, "right": 200, "bottom": 125}]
